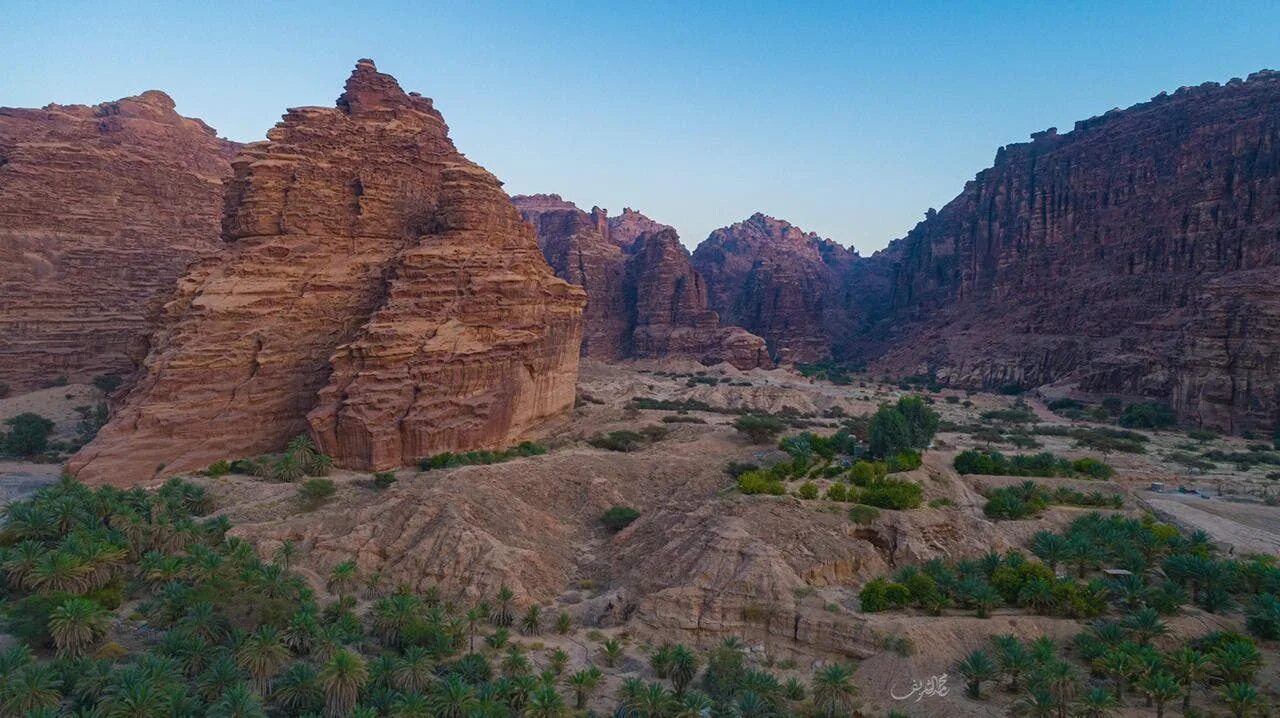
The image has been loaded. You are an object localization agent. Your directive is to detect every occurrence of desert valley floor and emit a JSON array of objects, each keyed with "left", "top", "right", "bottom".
[{"left": 3, "top": 360, "right": 1277, "bottom": 716}]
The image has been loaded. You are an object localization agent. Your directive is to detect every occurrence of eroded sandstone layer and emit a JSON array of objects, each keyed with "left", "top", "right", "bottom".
[
  {"left": 0, "top": 91, "right": 236, "bottom": 391},
  {"left": 872, "top": 70, "right": 1280, "bottom": 432},
  {"left": 514, "top": 194, "right": 770, "bottom": 368},
  {"left": 70, "top": 60, "right": 584, "bottom": 484},
  {"left": 691, "top": 213, "right": 879, "bottom": 364}
]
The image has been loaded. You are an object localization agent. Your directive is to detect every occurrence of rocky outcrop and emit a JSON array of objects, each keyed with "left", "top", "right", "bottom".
[
  {"left": 871, "top": 70, "right": 1280, "bottom": 433},
  {"left": 70, "top": 60, "right": 585, "bottom": 485},
  {"left": 0, "top": 92, "right": 236, "bottom": 391},
  {"left": 691, "top": 214, "right": 883, "bottom": 364},
  {"left": 514, "top": 195, "right": 770, "bottom": 369}
]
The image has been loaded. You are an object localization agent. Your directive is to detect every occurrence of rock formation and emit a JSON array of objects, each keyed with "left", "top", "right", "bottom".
[
  {"left": 70, "top": 60, "right": 585, "bottom": 485},
  {"left": 0, "top": 92, "right": 237, "bottom": 391},
  {"left": 514, "top": 194, "right": 770, "bottom": 369},
  {"left": 871, "top": 70, "right": 1280, "bottom": 433},
  {"left": 691, "top": 213, "right": 881, "bottom": 364}
]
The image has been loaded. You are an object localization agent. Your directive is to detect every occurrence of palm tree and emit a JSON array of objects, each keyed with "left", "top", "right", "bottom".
[
  {"left": 954, "top": 649, "right": 997, "bottom": 699},
  {"left": 28, "top": 550, "right": 94, "bottom": 594},
  {"left": 430, "top": 674, "right": 479, "bottom": 718},
  {"left": 1037, "top": 659, "right": 1078, "bottom": 718},
  {"left": 1219, "top": 682, "right": 1264, "bottom": 718},
  {"left": 1, "top": 663, "right": 62, "bottom": 714},
  {"left": 463, "top": 606, "right": 483, "bottom": 652},
  {"left": 271, "top": 662, "right": 323, "bottom": 714},
  {"left": 491, "top": 584, "right": 516, "bottom": 628},
  {"left": 236, "top": 625, "right": 292, "bottom": 694},
  {"left": 372, "top": 593, "right": 422, "bottom": 647},
  {"left": 668, "top": 644, "right": 698, "bottom": 696},
  {"left": 101, "top": 670, "right": 174, "bottom": 718},
  {"left": 548, "top": 648, "right": 569, "bottom": 676},
  {"left": 555, "top": 611, "right": 571, "bottom": 634},
  {"left": 1122, "top": 608, "right": 1168, "bottom": 645},
  {"left": 503, "top": 646, "right": 532, "bottom": 677},
  {"left": 601, "top": 638, "right": 624, "bottom": 667},
  {"left": 274, "top": 453, "right": 306, "bottom": 483},
  {"left": 992, "top": 635, "right": 1033, "bottom": 692},
  {"left": 569, "top": 666, "right": 603, "bottom": 709},
  {"left": 650, "top": 644, "right": 674, "bottom": 678},
  {"left": 520, "top": 604, "right": 542, "bottom": 635},
  {"left": 197, "top": 653, "right": 244, "bottom": 703},
  {"left": 812, "top": 664, "right": 857, "bottom": 717},
  {"left": 1212, "top": 641, "right": 1262, "bottom": 685},
  {"left": 319, "top": 649, "right": 368, "bottom": 718},
  {"left": 393, "top": 646, "right": 435, "bottom": 694},
  {"left": 389, "top": 693, "right": 431, "bottom": 717},
  {"left": 326, "top": 561, "right": 359, "bottom": 601},
  {"left": 207, "top": 683, "right": 267, "bottom": 718},
  {"left": 1074, "top": 686, "right": 1117, "bottom": 718},
  {"left": 733, "top": 690, "right": 773, "bottom": 718},
  {"left": 1164, "top": 646, "right": 1208, "bottom": 711},
  {"left": 671, "top": 691, "right": 714, "bottom": 718},
  {"left": 1012, "top": 688, "right": 1057, "bottom": 718},
  {"left": 1096, "top": 645, "right": 1141, "bottom": 702},
  {"left": 49, "top": 596, "right": 110, "bottom": 657},
  {"left": 971, "top": 582, "right": 1002, "bottom": 618},
  {"left": 1031, "top": 531, "right": 1069, "bottom": 572},
  {"left": 273, "top": 540, "right": 297, "bottom": 571},
  {"left": 523, "top": 684, "right": 568, "bottom": 718},
  {"left": 1140, "top": 671, "right": 1181, "bottom": 718}
]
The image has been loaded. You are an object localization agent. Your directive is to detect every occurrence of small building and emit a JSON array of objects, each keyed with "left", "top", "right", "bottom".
[
  {"left": 1149, "top": 482, "right": 1165, "bottom": 492},
  {"left": 1102, "top": 568, "right": 1133, "bottom": 578}
]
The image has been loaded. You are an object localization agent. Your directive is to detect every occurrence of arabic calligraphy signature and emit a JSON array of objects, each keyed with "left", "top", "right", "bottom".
[{"left": 890, "top": 674, "right": 950, "bottom": 702}]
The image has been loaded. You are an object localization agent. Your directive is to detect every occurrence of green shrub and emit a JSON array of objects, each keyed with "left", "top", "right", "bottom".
[
  {"left": 587, "top": 430, "right": 645, "bottom": 452},
  {"left": 954, "top": 449, "right": 1112, "bottom": 479},
  {"left": 299, "top": 478, "right": 336, "bottom": 501},
  {"left": 1118, "top": 402, "right": 1177, "bottom": 429},
  {"left": 601, "top": 506, "right": 641, "bottom": 531},
  {"left": 372, "top": 471, "right": 397, "bottom": 489},
  {"left": 204, "top": 460, "right": 231, "bottom": 478},
  {"left": 849, "top": 460, "right": 886, "bottom": 485},
  {"left": 797, "top": 481, "right": 819, "bottom": 500},
  {"left": 826, "top": 483, "right": 849, "bottom": 501},
  {"left": 738, "top": 470, "right": 785, "bottom": 495},
  {"left": 734, "top": 415, "right": 787, "bottom": 443},
  {"left": 887, "top": 450, "right": 922, "bottom": 472},
  {"left": 725, "top": 462, "right": 759, "bottom": 479},
  {"left": 859, "top": 578, "right": 908, "bottom": 612},
  {"left": 661, "top": 415, "right": 706, "bottom": 424},
  {"left": 847, "top": 504, "right": 881, "bottom": 524},
  {"left": 858, "top": 478, "right": 923, "bottom": 510},
  {"left": 1070, "top": 457, "right": 1115, "bottom": 479},
  {"left": 419, "top": 441, "right": 548, "bottom": 469},
  {"left": 2, "top": 412, "right": 55, "bottom": 456}
]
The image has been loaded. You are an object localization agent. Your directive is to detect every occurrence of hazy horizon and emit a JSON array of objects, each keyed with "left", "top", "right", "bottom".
[{"left": 5, "top": 1, "right": 1279, "bottom": 253}]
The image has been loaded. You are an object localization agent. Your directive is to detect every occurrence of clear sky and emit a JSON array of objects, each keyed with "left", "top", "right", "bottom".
[{"left": 4, "top": 1, "right": 1279, "bottom": 254}]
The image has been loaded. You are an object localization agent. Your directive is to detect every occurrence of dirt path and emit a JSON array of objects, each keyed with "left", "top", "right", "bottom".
[{"left": 1142, "top": 491, "right": 1280, "bottom": 555}]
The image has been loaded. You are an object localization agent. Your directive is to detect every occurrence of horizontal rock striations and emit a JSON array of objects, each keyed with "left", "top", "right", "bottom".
[
  {"left": 0, "top": 91, "right": 237, "bottom": 391},
  {"left": 871, "top": 70, "right": 1280, "bottom": 433},
  {"left": 691, "top": 213, "right": 881, "bottom": 364},
  {"left": 514, "top": 195, "right": 770, "bottom": 369},
  {"left": 70, "top": 60, "right": 585, "bottom": 484}
]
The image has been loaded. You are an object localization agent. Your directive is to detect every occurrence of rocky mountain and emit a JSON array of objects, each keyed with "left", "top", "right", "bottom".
[
  {"left": 70, "top": 60, "right": 585, "bottom": 485},
  {"left": 691, "top": 213, "right": 884, "bottom": 364},
  {"left": 0, "top": 91, "right": 237, "bottom": 392},
  {"left": 871, "top": 70, "right": 1280, "bottom": 433},
  {"left": 514, "top": 194, "right": 770, "bottom": 369}
]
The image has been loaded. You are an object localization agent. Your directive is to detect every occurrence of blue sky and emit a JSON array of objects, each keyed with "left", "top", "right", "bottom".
[{"left": 4, "top": 1, "right": 1279, "bottom": 254}]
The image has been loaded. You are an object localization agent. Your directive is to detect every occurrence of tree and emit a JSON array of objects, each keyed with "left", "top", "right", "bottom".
[
  {"left": 569, "top": 667, "right": 602, "bottom": 709},
  {"left": 520, "top": 604, "right": 542, "bottom": 635},
  {"left": 733, "top": 415, "right": 786, "bottom": 444},
  {"left": 1074, "top": 686, "right": 1117, "bottom": 718},
  {"left": 954, "top": 649, "right": 997, "bottom": 699},
  {"left": 601, "top": 638, "right": 624, "bottom": 667},
  {"left": 992, "top": 635, "right": 1033, "bottom": 692},
  {"left": 393, "top": 646, "right": 434, "bottom": 694},
  {"left": 523, "top": 684, "right": 567, "bottom": 718},
  {"left": 236, "top": 626, "right": 291, "bottom": 694},
  {"left": 1096, "top": 646, "right": 1141, "bottom": 702},
  {"left": 491, "top": 584, "right": 516, "bottom": 628},
  {"left": 271, "top": 662, "right": 323, "bottom": 714},
  {"left": 207, "top": 683, "right": 267, "bottom": 718},
  {"left": 273, "top": 541, "right": 297, "bottom": 571},
  {"left": 1219, "top": 682, "right": 1263, "bottom": 718},
  {"left": 2, "top": 413, "right": 55, "bottom": 456},
  {"left": 1122, "top": 608, "right": 1168, "bottom": 645},
  {"left": 326, "top": 561, "right": 359, "bottom": 601},
  {"left": 1139, "top": 672, "right": 1180, "bottom": 718},
  {"left": 48, "top": 596, "right": 110, "bottom": 657},
  {"left": 430, "top": 675, "right": 479, "bottom": 718},
  {"left": 319, "top": 649, "right": 367, "bottom": 718},
  {"left": 812, "top": 664, "right": 857, "bottom": 717},
  {"left": 1245, "top": 593, "right": 1280, "bottom": 639},
  {"left": 1164, "top": 647, "right": 1208, "bottom": 712},
  {"left": 1, "top": 663, "right": 62, "bottom": 714},
  {"left": 668, "top": 644, "right": 698, "bottom": 696},
  {"left": 868, "top": 406, "right": 912, "bottom": 458}
]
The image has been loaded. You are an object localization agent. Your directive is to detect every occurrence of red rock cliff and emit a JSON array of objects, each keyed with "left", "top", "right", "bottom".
[
  {"left": 691, "top": 214, "right": 873, "bottom": 364},
  {"left": 70, "top": 60, "right": 585, "bottom": 484},
  {"left": 513, "top": 194, "right": 770, "bottom": 369},
  {"left": 0, "top": 91, "right": 236, "bottom": 390},
  {"left": 872, "top": 70, "right": 1280, "bottom": 432}
]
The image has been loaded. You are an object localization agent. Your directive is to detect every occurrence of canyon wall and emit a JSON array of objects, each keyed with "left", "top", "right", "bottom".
[
  {"left": 871, "top": 70, "right": 1280, "bottom": 432},
  {"left": 70, "top": 60, "right": 584, "bottom": 484},
  {"left": 514, "top": 194, "right": 770, "bottom": 369},
  {"left": 0, "top": 91, "right": 236, "bottom": 391},
  {"left": 691, "top": 213, "right": 883, "bottom": 364}
]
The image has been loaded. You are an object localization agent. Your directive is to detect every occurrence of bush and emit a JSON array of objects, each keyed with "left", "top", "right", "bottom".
[
  {"left": 1070, "top": 457, "right": 1115, "bottom": 479},
  {"left": 859, "top": 578, "right": 908, "bottom": 612},
  {"left": 372, "top": 471, "right": 397, "bottom": 489},
  {"left": 204, "top": 460, "right": 231, "bottom": 478},
  {"left": 2, "top": 412, "right": 55, "bottom": 456},
  {"left": 725, "top": 462, "right": 759, "bottom": 479},
  {"left": 587, "top": 430, "right": 643, "bottom": 451},
  {"left": 1118, "top": 402, "right": 1177, "bottom": 429},
  {"left": 797, "top": 481, "right": 819, "bottom": 500},
  {"left": 93, "top": 374, "right": 123, "bottom": 394},
  {"left": 738, "top": 470, "right": 785, "bottom": 495},
  {"left": 868, "top": 396, "right": 938, "bottom": 458},
  {"left": 601, "top": 506, "right": 641, "bottom": 532},
  {"left": 847, "top": 504, "right": 880, "bottom": 524},
  {"left": 954, "top": 450, "right": 1112, "bottom": 479},
  {"left": 299, "top": 478, "right": 336, "bottom": 501},
  {"left": 419, "top": 441, "right": 548, "bottom": 469},
  {"left": 734, "top": 415, "right": 787, "bottom": 443},
  {"left": 661, "top": 415, "right": 706, "bottom": 424},
  {"left": 858, "top": 478, "right": 923, "bottom": 510}
]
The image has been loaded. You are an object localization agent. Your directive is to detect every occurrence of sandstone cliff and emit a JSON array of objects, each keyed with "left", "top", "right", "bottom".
[
  {"left": 691, "top": 213, "right": 882, "bottom": 364},
  {"left": 0, "top": 91, "right": 236, "bottom": 391},
  {"left": 513, "top": 194, "right": 770, "bottom": 369},
  {"left": 872, "top": 70, "right": 1280, "bottom": 433},
  {"left": 70, "top": 60, "right": 585, "bottom": 484}
]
